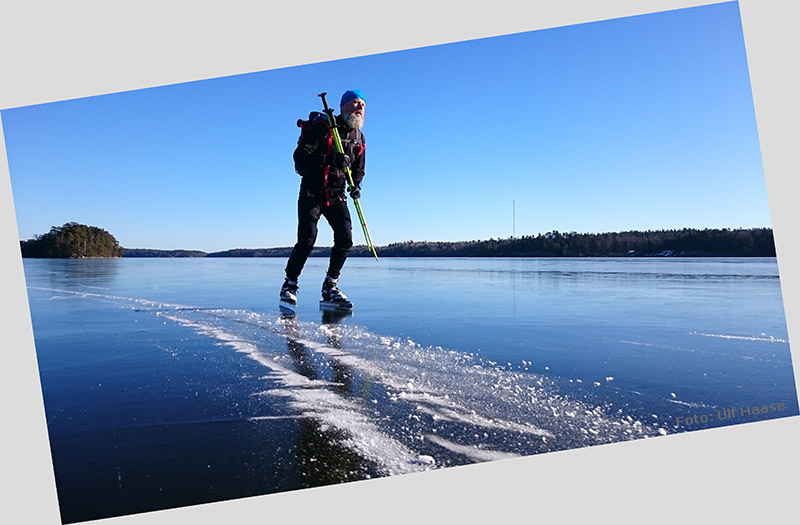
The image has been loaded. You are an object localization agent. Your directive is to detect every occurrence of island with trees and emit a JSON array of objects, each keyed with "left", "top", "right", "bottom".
[{"left": 20, "top": 222, "right": 124, "bottom": 258}]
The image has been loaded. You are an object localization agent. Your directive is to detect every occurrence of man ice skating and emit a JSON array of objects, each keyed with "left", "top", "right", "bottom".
[{"left": 280, "top": 90, "right": 367, "bottom": 311}]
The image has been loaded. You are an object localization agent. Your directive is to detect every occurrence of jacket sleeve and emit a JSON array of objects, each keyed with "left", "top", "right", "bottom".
[{"left": 293, "top": 121, "right": 329, "bottom": 175}]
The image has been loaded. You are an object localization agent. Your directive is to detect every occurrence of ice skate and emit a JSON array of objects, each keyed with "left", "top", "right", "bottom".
[
  {"left": 320, "top": 276, "right": 353, "bottom": 311},
  {"left": 279, "top": 278, "right": 298, "bottom": 314}
]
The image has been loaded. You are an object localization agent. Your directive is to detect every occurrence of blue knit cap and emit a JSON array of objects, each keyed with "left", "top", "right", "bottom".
[{"left": 340, "top": 89, "right": 365, "bottom": 106}]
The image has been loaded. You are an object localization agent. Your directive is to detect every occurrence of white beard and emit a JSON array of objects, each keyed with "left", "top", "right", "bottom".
[{"left": 343, "top": 111, "right": 364, "bottom": 130}]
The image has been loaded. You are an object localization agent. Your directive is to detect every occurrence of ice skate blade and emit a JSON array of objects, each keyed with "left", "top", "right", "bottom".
[
  {"left": 319, "top": 300, "right": 353, "bottom": 312},
  {"left": 279, "top": 300, "right": 297, "bottom": 317}
]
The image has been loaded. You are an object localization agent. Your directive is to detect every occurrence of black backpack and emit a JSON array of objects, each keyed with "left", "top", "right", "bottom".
[
  {"left": 296, "top": 111, "right": 330, "bottom": 142},
  {"left": 294, "top": 111, "right": 332, "bottom": 175}
]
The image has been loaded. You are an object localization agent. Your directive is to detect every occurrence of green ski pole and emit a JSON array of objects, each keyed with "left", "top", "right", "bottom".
[{"left": 318, "top": 92, "right": 379, "bottom": 261}]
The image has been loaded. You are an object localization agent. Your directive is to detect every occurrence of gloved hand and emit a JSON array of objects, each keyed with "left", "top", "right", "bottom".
[
  {"left": 348, "top": 185, "right": 361, "bottom": 200},
  {"left": 325, "top": 152, "right": 351, "bottom": 169}
]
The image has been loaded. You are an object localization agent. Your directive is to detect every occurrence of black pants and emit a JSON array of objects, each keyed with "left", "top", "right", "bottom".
[{"left": 284, "top": 190, "right": 353, "bottom": 282}]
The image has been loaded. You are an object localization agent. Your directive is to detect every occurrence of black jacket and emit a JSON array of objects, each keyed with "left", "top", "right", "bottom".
[{"left": 293, "top": 114, "right": 365, "bottom": 196}]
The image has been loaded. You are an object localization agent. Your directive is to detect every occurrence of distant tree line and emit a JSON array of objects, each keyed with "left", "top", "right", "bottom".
[
  {"left": 123, "top": 248, "right": 207, "bottom": 258},
  {"left": 20, "top": 222, "right": 123, "bottom": 258},
  {"left": 195, "top": 228, "right": 777, "bottom": 258},
  {"left": 205, "top": 248, "right": 297, "bottom": 258},
  {"left": 19, "top": 225, "right": 776, "bottom": 259},
  {"left": 369, "top": 228, "right": 776, "bottom": 258},
  {"left": 124, "top": 227, "right": 776, "bottom": 258}
]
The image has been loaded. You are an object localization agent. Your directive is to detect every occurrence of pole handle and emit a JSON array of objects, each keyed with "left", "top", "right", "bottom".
[{"left": 318, "top": 92, "right": 333, "bottom": 117}]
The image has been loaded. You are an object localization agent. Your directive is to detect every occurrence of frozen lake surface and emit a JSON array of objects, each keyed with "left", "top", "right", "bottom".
[{"left": 22, "top": 257, "right": 798, "bottom": 523}]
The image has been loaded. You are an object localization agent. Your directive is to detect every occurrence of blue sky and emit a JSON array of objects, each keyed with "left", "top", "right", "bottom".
[{"left": 2, "top": 1, "right": 769, "bottom": 253}]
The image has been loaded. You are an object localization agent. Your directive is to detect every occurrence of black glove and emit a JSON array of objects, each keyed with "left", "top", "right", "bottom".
[
  {"left": 348, "top": 185, "right": 361, "bottom": 200},
  {"left": 325, "top": 152, "right": 351, "bottom": 169}
]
